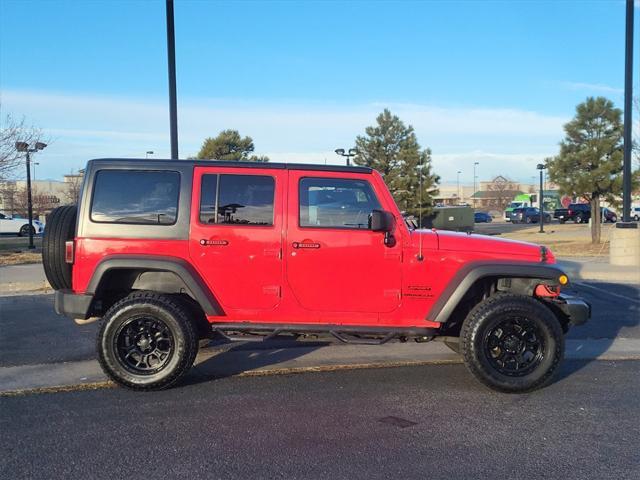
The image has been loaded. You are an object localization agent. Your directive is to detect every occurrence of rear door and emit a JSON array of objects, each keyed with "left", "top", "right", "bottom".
[
  {"left": 285, "top": 171, "right": 402, "bottom": 314},
  {"left": 190, "top": 166, "right": 285, "bottom": 311}
]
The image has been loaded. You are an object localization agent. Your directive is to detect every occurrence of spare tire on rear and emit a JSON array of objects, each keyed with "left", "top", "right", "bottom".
[{"left": 42, "top": 205, "right": 77, "bottom": 290}]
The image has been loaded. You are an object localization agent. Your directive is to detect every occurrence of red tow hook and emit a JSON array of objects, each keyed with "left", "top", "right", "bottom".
[{"left": 535, "top": 284, "right": 560, "bottom": 298}]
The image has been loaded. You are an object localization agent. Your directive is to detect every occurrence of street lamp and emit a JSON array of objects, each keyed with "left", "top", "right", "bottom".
[
  {"left": 473, "top": 162, "right": 479, "bottom": 209},
  {"left": 334, "top": 148, "right": 358, "bottom": 166},
  {"left": 15, "top": 141, "right": 47, "bottom": 249},
  {"left": 457, "top": 170, "right": 462, "bottom": 204},
  {"left": 145, "top": 151, "right": 154, "bottom": 159},
  {"left": 537, "top": 163, "right": 546, "bottom": 233}
]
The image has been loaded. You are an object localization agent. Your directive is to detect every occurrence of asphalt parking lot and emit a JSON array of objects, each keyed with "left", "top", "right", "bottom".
[{"left": 1, "top": 360, "right": 638, "bottom": 480}]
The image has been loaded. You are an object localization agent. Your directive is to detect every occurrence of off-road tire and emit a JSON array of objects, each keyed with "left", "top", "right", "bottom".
[
  {"left": 42, "top": 205, "right": 77, "bottom": 290},
  {"left": 460, "top": 293, "right": 564, "bottom": 393},
  {"left": 559, "top": 219, "right": 565, "bottom": 224},
  {"left": 97, "top": 291, "right": 198, "bottom": 391}
]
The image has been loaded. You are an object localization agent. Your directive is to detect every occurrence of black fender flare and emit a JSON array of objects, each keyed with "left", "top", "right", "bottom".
[
  {"left": 87, "top": 255, "right": 220, "bottom": 315},
  {"left": 427, "top": 261, "right": 567, "bottom": 324}
]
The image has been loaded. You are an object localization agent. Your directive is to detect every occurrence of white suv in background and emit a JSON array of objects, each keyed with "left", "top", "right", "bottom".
[
  {"left": 0, "top": 212, "right": 44, "bottom": 236},
  {"left": 633, "top": 207, "right": 640, "bottom": 222}
]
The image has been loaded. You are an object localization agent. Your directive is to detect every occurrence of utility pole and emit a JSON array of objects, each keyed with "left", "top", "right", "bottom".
[
  {"left": 166, "top": 0, "right": 179, "bottom": 159},
  {"left": 457, "top": 170, "right": 462, "bottom": 204}
]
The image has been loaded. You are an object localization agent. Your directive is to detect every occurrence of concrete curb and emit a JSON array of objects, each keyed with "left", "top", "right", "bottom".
[{"left": 1, "top": 338, "right": 639, "bottom": 396}]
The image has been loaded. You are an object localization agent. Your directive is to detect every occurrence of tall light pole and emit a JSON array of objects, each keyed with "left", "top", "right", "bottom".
[
  {"left": 537, "top": 163, "right": 546, "bottom": 233},
  {"left": 457, "top": 170, "right": 462, "bottom": 203},
  {"left": 335, "top": 148, "right": 358, "bottom": 166},
  {"left": 166, "top": 0, "right": 179, "bottom": 159},
  {"left": 620, "top": 0, "right": 635, "bottom": 227},
  {"left": 15, "top": 141, "right": 47, "bottom": 249},
  {"left": 473, "top": 162, "right": 479, "bottom": 209}
]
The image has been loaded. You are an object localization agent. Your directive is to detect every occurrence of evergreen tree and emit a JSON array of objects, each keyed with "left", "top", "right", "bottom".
[
  {"left": 353, "top": 109, "right": 439, "bottom": 217},
  {"left": 547, "top": 97, "right": 627, "bottom": 244},
  {"left": 196, "top": 130, "right": 269, "bottom": 162}
]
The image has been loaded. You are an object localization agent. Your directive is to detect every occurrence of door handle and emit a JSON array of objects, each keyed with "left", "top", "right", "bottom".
[
  {"left": 200, "top": 239, "right": 229, "bottom": 246},
  {"left": 292, "top": 241, "right": 320, "bottom": 249}
]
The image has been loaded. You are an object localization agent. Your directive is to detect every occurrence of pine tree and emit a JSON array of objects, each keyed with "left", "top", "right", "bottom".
[
  {"left": 547, "top": 97, "right": 624, "bottom": 244},
  {"left": 195, "top": 130, "right": 269, "bottom": 162},
  {"left": 353, "top": 109, "right": 439, "bottom": 217}
]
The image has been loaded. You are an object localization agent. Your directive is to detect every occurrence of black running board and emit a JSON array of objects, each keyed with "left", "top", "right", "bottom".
[{"left": 210, "top": 323, "right": 439, "bottom": 345}]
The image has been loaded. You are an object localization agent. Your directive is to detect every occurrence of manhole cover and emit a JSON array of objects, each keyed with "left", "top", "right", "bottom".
[{"left": 378, "top": 416, "right": 417, "bottom": 428}]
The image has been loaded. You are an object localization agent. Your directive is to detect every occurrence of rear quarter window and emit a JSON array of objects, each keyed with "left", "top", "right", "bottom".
[{"left": 90, "top": 170, "right": 180, "bottom": 225}]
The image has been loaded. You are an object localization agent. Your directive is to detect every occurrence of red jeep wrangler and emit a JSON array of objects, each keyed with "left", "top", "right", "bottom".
[{"left": 44, "top": 159, "right": 590, "bottom": 392}]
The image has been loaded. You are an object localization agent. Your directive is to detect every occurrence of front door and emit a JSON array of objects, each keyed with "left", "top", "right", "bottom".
[
  {"left": 285, "top": 171, "right": 402, "bottom": 314},
  {"left": 190, "top": 166, "right": 284, "bottom": 311}
]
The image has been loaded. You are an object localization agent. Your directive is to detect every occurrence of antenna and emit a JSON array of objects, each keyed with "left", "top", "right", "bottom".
[{"left": 417, "top": 155, "right": 424, "bottom": 261}]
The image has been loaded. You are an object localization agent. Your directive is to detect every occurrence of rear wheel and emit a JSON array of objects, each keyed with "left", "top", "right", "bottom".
[
  {"left": 97, "top": 291, "right": 198, "bottom": 391},
  {"left": 575, "top": 215, "right": 584, "bottom": 224},
  {"left": 18, "top": 224, "right": 35, "bottom": 236},
  {"left": 460, "top": 293, "right": 564, "bottom": 393}
]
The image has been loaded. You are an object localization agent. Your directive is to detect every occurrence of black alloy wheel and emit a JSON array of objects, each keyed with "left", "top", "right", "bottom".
[
  {"left": 115, "top": 316, "right": 174, "bottom": 375},
  {"left": 483, "top": 316, "right": 544, "bottom": 377}
]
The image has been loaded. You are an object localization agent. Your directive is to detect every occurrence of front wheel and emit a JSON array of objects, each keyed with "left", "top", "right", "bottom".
[
  {"left": 97, "top": 292, "right": 198, "bottom": 391},
  {"left": 460, "top": 293, "right": 564, "bottom": 393}
]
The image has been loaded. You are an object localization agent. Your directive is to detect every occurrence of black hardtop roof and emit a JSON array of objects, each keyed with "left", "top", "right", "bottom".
[{"left": 88, "top": 158, "right": 373, "bottom": 174}]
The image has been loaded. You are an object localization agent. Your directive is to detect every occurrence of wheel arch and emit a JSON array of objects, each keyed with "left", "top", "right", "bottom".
[
  {"left": 429, "top": 262, "right": 567, "bottom": 329},
  {"left": 87, "top": 255, "right": 221, "bottom": 317}
]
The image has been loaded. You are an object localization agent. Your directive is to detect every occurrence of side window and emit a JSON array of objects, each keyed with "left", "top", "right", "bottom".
[
  {"left": 299, "top": 177, "right": 381, "bottom": 229},
  {"left": 91, "top": 170, "right": 180, "bottom": 225},
  {"left": 199, "top": 174, "right": 275, "bottom": 226}
]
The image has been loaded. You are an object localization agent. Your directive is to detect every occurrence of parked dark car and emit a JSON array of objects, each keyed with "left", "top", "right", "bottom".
[
  {"left": 509, "top": 207, "right": 552, "bottom": 224},
  {"left": 474, "top": 212, "right": 492, "bottom": 223},
  {"left": 556, "top": 204, "right": 617, "bottom": 223}
]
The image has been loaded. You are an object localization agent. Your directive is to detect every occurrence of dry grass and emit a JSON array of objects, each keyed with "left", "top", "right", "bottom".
[
  {"left": 0, "top": 251, "right": 42, "bottom": 266},
  {"left": 500, "top": 222, "right": 612, "bottom": 257}
]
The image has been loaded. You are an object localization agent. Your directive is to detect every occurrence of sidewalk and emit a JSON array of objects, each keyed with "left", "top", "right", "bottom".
[
  {"left": 0, "top": 263, "right": 50, "bottom": 295},
  {"left": 1, "top": 338, "right": 639, "bottom": 395},
  {"left": 557, "top": 256, "right": 640, "bottom": 284}
]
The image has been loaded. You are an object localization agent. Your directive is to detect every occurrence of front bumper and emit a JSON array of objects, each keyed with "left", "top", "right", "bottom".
[
  {"left": 54, "top": 290, "right": 93, "bottom": 320},
  {"left": 553, "top": 294, "right": 591, "bottom": 326}
]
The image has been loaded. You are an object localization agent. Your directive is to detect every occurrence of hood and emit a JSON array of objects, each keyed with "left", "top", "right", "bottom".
[{"left": 435, "top": 230, "right": 546, "bottom": 260}]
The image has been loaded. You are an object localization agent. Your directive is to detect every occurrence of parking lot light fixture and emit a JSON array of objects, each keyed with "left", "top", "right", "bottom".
[
  {"left": 334, "top": 148, "right": 358, "bottom": 166},
  {"left": 14, "top": 141, "right": 47, "bottom": 249},
  {"left": 537, "top": 163, "right": 546, "bottom": 233}
]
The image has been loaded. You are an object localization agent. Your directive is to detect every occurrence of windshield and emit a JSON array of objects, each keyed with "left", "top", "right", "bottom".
[{"left": 508, "top": 202, "right": 523, "bottom": 209}]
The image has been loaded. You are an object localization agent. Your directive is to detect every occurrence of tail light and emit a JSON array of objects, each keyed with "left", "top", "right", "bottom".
[
  {"left": 568, "top": 209, "right": 573, "bottom": 215},
  {"left": 65, "top": 240, "right": 74, "bottom": 264}
]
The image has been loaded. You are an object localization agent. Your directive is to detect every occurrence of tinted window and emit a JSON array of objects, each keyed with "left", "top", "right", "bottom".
[
  {"left": 91, "top": 170, "right": 179, "bottom": 225},
  {"left": 299, "top": 177, "right": 381, "bottom": 229},
  {"left": 199, "top": 174, "right": 274, "bottom": 226}
]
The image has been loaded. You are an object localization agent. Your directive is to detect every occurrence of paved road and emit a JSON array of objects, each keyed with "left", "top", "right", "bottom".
[
  {"left": 1, "top": 360, "right": 638, "bottom": 480},
  {"left": 1, "top": 282, "right": 638, "bottom": 368}
]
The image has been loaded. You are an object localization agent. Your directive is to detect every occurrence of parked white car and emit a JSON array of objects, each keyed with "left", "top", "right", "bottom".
[{"left": 0, "top": 212, "right": 44, "bottom": 236}]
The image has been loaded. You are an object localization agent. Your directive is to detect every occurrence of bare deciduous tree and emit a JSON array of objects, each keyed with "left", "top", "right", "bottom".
[
  {"left": 63, "top": 173, "right": 83, "bottom": 205},
  {"left": 0, "top": 109, "right": 46, "bottom": 180},
  {"left": 486, "top": 176, "right": 519, "bottom": 211}
]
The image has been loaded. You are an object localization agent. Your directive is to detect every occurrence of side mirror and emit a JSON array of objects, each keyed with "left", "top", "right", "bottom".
[
  {"left": 370, "top": 209, "right": 395, "bottom": 232},
  {"left": 370, "top": 209, "right": 396, "bottom": 247}
]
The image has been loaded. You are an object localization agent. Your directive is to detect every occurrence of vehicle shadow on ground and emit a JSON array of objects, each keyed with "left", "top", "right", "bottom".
[
  {"left": 555, "top": 281, "right": 640, "bottom": 383},
  {"left": 181, "top": 337, "right": 332, "bottom": 387}
]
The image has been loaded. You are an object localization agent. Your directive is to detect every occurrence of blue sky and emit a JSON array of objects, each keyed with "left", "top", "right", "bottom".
[{"left": 1, "top": 0, "right": 638, "bottom": 184}]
